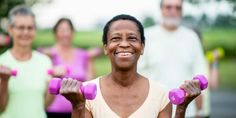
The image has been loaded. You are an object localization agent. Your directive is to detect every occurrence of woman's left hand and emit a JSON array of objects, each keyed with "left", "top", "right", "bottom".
[{"left": 178, "top": 79, "right": 201, "bottom": 108}]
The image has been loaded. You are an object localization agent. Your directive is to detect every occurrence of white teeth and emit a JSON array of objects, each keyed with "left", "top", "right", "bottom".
[{"left": 116, "top": 52, "right": 132, "bottom": 56}]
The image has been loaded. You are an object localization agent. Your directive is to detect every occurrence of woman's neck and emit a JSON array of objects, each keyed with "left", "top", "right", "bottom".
[
  {"left": 11, "top": 45, "right": 32, "bottom": 61},
  {"left": 55, "top": 43, "right": 73, "bottom": 52},
  {"left": 110, "top": 67, "right": 140, "bottom": 87}
]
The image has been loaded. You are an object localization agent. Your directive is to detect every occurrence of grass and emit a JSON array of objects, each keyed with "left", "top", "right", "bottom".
[
  {"left": 94, "top": 56, "right": 111, "bottom": 77},
  {"left": 219, "top": 59, "right": 236, "bottom": 90},
  {"left": 33, "top": 30, "right": 103, "bottom": 48},
  {"left": 202, "top": 27, "right": 236, "bottom": 57}
]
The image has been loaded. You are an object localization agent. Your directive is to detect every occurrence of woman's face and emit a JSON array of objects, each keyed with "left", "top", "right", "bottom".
[
  {"left": 55, "top": 21, "right": 73, "bottom": 46},
  {"left": 8, "top": 15, "right": 36, "bottom": 48},
  {"left": 104, "top": 20, "right": 144, "bottom": 71}
]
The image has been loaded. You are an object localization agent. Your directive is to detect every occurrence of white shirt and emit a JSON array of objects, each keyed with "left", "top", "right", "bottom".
[
  {"left": 85, "top": 78, "right": 169, "bottom": 118},
  {"left": 138, "top": 25, "right": 208, "bottom": 117}
]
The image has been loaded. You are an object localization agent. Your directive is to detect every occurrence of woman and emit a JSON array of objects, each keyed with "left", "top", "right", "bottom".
[
  {"left": 60, "top": 14, "right": 201, "bottom": 118},
  {"left": 39, "top": 18, "right": 98, "bottom": 118},
  {"left": 0, "top": 5, "right": 53, "bottom": 118}
]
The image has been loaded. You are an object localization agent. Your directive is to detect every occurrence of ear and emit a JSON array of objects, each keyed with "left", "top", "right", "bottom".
[
  {"left": 140, "top": 43, "right": 145, "bottom": 55},
  {"left": 8, "top": 25, "right": 13, "bottom": 37},
  {"left": 103, "top": 44, "right": 108, "bottom": 55}
]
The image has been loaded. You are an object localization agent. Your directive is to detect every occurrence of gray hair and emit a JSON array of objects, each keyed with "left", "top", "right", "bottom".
[
  {"left": 8, "top": 5, "right": 35, "bottom": 26},
  {"left": 160, "top": 0, "right": 183, "bottom": 8}
]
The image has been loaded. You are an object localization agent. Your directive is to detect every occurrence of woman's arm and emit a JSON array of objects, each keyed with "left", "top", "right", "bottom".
[
  {"left": 44, "top": 81, "right": 55, "bottom": 108},
  {"left": 86, "top": 58, "right": 95, "bottom": 80},
  {"left": 71, "top": 104, "right": 93, "bottom": 118},
  {"left": 0, "top": 79, "right": 9, "bottom": 112},
  {"left": 0, "top": 65, "right": 11, "bottom": 112},
  {"left": 158, "top": 103, "right": 172, "bottom": 118}
]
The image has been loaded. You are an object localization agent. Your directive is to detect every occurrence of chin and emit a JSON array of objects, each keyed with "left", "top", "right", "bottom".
[
  {"left": 19, "top": 42, "right": 32, "bottom": 47},
  {"left": 115, "top": 62, "right": 136, "bottom": 71}
]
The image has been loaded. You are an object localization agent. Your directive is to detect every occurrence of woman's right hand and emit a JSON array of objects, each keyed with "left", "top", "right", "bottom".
[
  {"left": 51, "top": 65, "right": 68, "bottom": 77},
  {"left": 60, "top": 78, "right": 86, "bottom": 109},
  {"left": 0, "top": 65, "right": 12, "bottom": 80}
]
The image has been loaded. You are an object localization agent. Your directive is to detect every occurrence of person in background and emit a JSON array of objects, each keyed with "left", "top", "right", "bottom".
[
  {"left": 39, "top": 18, "right": 99, "bottom": 118},
  {"left": 138, "top": 0, "right": 208, "bottom": 117},
  {"left": 0, "top": 5, "right": 54, "bottom": 118}
]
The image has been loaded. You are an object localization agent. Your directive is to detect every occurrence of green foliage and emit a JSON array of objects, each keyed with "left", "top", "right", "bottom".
[
  {"left": 142, "top": 16, "right": 156, "bottom": 28},
  {"left": 202, "top": 27, "right": 236, "bottom": 58},
  {"left": 33, "top": 30, "right": 103, "bottom": 49},
  {"left": 219, "top": 59, "right": 236, "bottom": 90}
]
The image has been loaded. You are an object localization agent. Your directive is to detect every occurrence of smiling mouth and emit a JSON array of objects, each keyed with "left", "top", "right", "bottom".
[{"left": 114, "top": 52, "right": 134, "bottom": 57}]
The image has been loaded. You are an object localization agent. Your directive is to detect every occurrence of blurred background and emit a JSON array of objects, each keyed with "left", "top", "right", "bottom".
[{"left": 0, "top": 0, "right": 236, "bottom": 117}]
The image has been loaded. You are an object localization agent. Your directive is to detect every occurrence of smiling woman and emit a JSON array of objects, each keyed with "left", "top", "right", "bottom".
[
  {"left": 0, "top": 5, "right": 53, "bottom": 118},
  {"left": 59, "top": 14, "right": 202, "bottom": 118}
]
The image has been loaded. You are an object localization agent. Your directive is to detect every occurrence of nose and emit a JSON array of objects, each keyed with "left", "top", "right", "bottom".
[
  {"left": 119, "top": 38, "right": 130, "bottom": 48},
  {"left": 22, "top": 29, "right": 30, "bottom": 34}
]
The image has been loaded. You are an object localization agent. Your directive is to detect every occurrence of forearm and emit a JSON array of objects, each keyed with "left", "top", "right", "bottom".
[
  {"left": 195, "top": 95, "right": 203, "bottom": 110},
  {"left": 86, "top": 60, "right": 95, "bottom": 80},
  {"left": 44, "top": 92, "right": 55, "bottom": 108},
  {"left": 0, "top": 80, "right": 9, "bottom": 112},
  {"left": 71, "top": 104, "right": 85, "bottom": 118},
  {"left": 174, "top": 105, "right": 187, "bottom": 118}
]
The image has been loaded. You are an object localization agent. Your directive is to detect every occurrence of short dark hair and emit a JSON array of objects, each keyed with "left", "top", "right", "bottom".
[
  {"left": 53, "top": 18, "right": 74, "bottom": 33},
  {"left": 102, "top": 14, "right": 145, "bottom": 45},
  {"left": 160, "top": 0, "right": 183, "bottom": 8}
]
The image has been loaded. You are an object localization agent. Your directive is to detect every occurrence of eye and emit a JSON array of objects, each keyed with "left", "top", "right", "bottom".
[
  {"left": 128, "top": 36, "right": 138, "bottom": 42},
  {"left": 110, "top": 37, "right": 121, "bottom": 42}
]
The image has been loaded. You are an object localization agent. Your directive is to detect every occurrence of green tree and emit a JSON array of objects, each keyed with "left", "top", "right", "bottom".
[
  {"left": 142, "top": 15, "right": 156, "bottom": 28},
  {"left": 0, "top": 0, "right": 51, "bottom": 32}
]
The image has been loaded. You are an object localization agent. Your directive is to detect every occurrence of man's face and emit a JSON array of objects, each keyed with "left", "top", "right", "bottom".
[{"left": 161, "top": 0, "right": 182, "bottom": 29}]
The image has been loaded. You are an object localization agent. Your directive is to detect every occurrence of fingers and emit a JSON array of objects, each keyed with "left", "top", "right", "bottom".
[
  {"left": 0, "top": 65, "right": 12, "bottom": 77},
  {"left": 53, "top": 66, "right": 67, "bottom": 77},
  {"left": 60, "top": 78, "right": 81, "bottom": 94},
  {"left": 180, "top": 80, "right": 201, "bottom": 98}
]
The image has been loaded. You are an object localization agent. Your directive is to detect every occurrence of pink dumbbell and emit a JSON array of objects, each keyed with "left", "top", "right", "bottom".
[
  {"left": 169, "top": 75, "right": 208, "bottom": 105},
  {"left": 48, "top": 78, "right": 97, "bottom": 100},
  {"left": 10, "top": 70, "right": 17, "bottom": 76},
  {"left": 47, "top": 67, "right": 70, "bottom": 76}
]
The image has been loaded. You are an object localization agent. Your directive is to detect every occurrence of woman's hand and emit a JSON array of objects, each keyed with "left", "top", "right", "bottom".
[
  {"left": 87, "top": 47, "right": 102, "bottom": 59},
  {"left": 174, "top": 80, "right": 202, "bottom": 118},
  {"left": 60, "top": 78, "right": 86, "bottom": 109},
  {"left": 51, "top": 65, "right": 68, "bottom": 78},
  {"left": 0, "top": 65, "right": 12, "bottom": 81},
  {"left": 178, "top": 79, "right": 201, "bottom": 108}
]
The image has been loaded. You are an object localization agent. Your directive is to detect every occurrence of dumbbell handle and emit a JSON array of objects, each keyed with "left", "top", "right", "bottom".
[
  {"left": 169, "top": 75, "right": 208, "bottom": 105},
  {"left": 48, "top": 78, "right": 97, "bottom": 100}
]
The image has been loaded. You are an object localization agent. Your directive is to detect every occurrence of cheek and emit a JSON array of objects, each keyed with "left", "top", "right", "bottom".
[
  {"left": 106, "top": 43, "right": 118, "bottom": 54},
  {"left": 132, "top": 43, "right": 143, "bottom": 54},
  {"left": 30, "top": 31, "right": 36, "bottom": 38}
]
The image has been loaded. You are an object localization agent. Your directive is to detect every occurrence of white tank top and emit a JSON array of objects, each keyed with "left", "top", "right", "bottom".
[{"left": 85, "top": 78, "right": 169, "bottom": 118}]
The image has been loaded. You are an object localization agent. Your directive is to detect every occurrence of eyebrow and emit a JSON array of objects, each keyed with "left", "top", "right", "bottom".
[{"left": 110, "top": 32, "right": 138, "bottom": 36}]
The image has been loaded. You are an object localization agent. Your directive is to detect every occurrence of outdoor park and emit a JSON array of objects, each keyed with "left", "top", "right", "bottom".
[{"left": 0, "top": 0, "right": 236, "bottom": 118}]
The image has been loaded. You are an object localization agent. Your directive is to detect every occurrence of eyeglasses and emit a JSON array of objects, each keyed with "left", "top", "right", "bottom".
[
  {"left": 12, "top": 25, "right": 35, "bottom": 32},
  {"left": 163, "top": 5, "right": 182, "bottom": 11}
]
